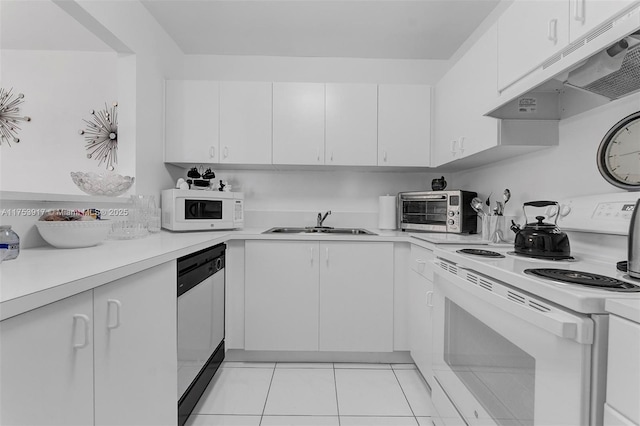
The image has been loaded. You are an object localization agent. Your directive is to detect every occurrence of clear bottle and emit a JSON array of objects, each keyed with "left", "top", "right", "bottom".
[{"left": 0, "top": 225, "right": 20, "bottom": 261}]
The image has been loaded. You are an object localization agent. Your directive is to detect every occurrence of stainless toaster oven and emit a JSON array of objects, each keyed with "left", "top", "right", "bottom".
[{"left": 398, "top": 190, "right": 478, "bottom": 233}]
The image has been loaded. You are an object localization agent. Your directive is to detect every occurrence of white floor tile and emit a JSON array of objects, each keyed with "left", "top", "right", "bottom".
[
  {"left": 340, "top": 416, "right": 419, "bottom": 426},
  {"left": 221, "top": 361, "right": 276, "bottom": 369},
  {"left": 276, "top": 362, "right": 333, "bottom": 369},
  {"left": 391, "top": 364, "right": 417, "bottom": 370},
  {"left": 416, "top": 417, "right": 433, "bottom": 426},
  {"left": 394, "top": 369, "right": 433, "bottom": 417},
  {"left": 334, "top": 363, "right": 391, "bottom": 369},
  {"left": 193, "top": 367, "right": 274, "bottom": 415},
  {"left": 335, "top": 369, "right": 413, "bottom": 416},
  {"left": 185, "top": 414, "right": 261, "bottom": 426},
  {"left": 264, "top": 369, "right": 338, "bottom": 416},
  {"left": 261, "top": 416, "right": 339, "bottom": 425}
]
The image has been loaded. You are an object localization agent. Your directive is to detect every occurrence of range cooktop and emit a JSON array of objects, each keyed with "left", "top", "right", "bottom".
[
  {"left": 456, "top": 248, "right": 505, "bottom": 258},
  {"left": 524, "top": 269, "right": 640, "bottom": 292}
]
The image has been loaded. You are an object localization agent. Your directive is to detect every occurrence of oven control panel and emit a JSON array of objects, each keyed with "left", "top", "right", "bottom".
[{"left": 557, "top": 193, "right": 637, "bottom": 235}]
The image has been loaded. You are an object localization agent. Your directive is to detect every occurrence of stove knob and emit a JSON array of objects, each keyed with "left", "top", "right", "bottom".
[
  {"left": 448, "top": 211, "right": 455, "bottom": 217},
  {"left": 448, "top": 219, "right": 455, "bottom": 225}
]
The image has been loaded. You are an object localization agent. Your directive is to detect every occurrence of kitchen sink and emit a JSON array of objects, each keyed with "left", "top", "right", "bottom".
[{"left": 263, "top": 227, "right": 377, "bottom": 235}]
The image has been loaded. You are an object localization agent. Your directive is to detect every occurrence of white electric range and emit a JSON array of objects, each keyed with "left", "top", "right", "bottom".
[{"left": 429, "top": 193, "right": 640, "bottom": 426}]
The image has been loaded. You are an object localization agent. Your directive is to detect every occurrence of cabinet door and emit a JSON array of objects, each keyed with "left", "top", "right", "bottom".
[
  {"left": 570, "top": 0, "right": 638, "bottom": 42},
  {"left": 378, "top": 84, "right": 431, "bottom": 167},
  {"left": 165, "top": 80, "right": 220, "bottom": 163},
  {"left": 319, "top": 242, "right": 394, "bottom": 352},
  {"left": 219, "top": 81, "right": 273, "bottom": 164},
  {"left": 497, "top": 0, "right": 570, "bottom": 91},
  {"left": 408, "top": 270, "right": 434, "bottom": 385},
  {"left": 606, "top": 315, "right": 640, "bottom": 425},
  {"left": 0, "top": 291, "right": 94, "bottom": 426},
  {"left": 245, "top": 241, "right": 320, "bottom": 351},
  {"left": 273, "top": 83, "right": 325, "bottom": 165},
  {"left": 94, "top": 262, "right": 177, "bottom": 426},
  {"left": 325, "top": 83, "right": 378, "bottom": 166}
]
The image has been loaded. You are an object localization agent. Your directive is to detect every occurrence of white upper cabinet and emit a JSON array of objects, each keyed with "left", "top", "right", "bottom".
[
  {"left": 325, "top": 83, "right": 378, "bottom": 166},
  {"left": 219, "top": 82, "right": 273, "bottom": 164},
  {"left": 569, "top": 0, "right": 639, "bottom": 41},
  {"left": 273, "top": 82, "right": 326, "bottom": 165},
  {"left": 497, "top": 0, "right": 570, "bottom": 91},
  {"left": 378, "top": 84, "right": 431, "bottom": 167},
  {"left": 434, "top": 24, "right": 499, "bottom": 166},
  {"left": 165, "top": 80, "right": 220, "bottom": 164}
]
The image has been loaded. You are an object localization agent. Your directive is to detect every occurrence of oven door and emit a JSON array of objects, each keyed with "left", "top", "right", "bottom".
[
  {"left": 432, "top": 260, "right": 594, "bottom": 426},
  {"left": 401, "top": 196, "right": 448, "bottom": 231}
]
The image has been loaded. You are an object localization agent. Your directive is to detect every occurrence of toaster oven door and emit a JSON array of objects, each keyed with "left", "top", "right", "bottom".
[{"left": 402, "top": 198, "right": 448, "bottom": 228}]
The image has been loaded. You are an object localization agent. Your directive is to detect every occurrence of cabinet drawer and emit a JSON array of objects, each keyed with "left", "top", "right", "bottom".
[{"left": 411, "top": 244, "right": 434, "bottom": 280}]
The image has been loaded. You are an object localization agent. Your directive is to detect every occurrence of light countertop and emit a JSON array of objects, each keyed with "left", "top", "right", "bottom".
[{"left": 0, "top": 228, "right": 484, "bottom": 320}]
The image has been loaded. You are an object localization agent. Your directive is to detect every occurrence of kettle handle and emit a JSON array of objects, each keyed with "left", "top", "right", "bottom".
[{"left": 523, "top": 201, "right": 560, "bottom": 224}]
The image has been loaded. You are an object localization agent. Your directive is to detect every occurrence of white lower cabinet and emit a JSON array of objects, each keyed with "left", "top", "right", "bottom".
[
  {"left": 408, "top": 244, "right": 435, "bottom": 385},
  {"left": 94, "top": 261, "right": 177, "bottom": 426},
  {"left": 0, "top": 262, "right": 177, "bottom": 426},
  {"left": 244, "top": 240, "right": 394, "bottom": 353},
  {"left": 318, "top": 242, "right": 394, "bottom": 352},
  {"left": 0, "top": 290, "right": 94, "bottom": 426}
]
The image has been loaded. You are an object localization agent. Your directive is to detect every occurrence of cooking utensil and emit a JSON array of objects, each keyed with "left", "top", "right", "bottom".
[
  {"left": 510, "top": 201, "right": 571, "bottom": 259},
  {"left": 628, "top": 198, "right": 640, "bottom": 278},
  {"left": 496, "top": 201, "right": 504, "bottom": 215},
  {"left": 471, "top": 197, "right": 486, "bottom": 216},
  {"left": 486, "top": 192, "right": 492, "bottom": 209},
  {"left": 503, "top": 189, "right": 511, "bottom": 206}
]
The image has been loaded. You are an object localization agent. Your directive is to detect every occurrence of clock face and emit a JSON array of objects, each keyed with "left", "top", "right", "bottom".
[{"left": 597, "top": 111, "right": 640, "bottom": 190}]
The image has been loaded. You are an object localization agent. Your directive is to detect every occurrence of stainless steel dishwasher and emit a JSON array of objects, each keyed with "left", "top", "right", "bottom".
[{"left": 177, "top": 243, "right": 225, "bottom": 426}]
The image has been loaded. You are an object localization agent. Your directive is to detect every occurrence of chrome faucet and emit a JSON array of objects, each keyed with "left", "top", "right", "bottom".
[{"left": 317, "top": 210, "right": 332, "bottom": 227}]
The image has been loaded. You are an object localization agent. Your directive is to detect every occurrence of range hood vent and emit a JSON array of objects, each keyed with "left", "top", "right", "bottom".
[{"left": 565, "top": 34, "right": 640, "bottom": 100}]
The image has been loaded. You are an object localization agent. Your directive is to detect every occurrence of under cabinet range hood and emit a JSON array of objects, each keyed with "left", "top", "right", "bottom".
[
  {"left": 564, "top": 32, "right": 640, "bottom": 100},
  {"left": 488, "top": 5, "right": 640, "bottom": 120}
]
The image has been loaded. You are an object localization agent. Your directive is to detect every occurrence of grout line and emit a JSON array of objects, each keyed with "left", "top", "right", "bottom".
[
  {"left": 390, "top": 367, "right": 420, "bottom": 425},
  {"left": 333, "top": 363, "right": 341, "bottom": 426},
  {"left": 259, "top": 363, "right": 277, "bottom": 426}
]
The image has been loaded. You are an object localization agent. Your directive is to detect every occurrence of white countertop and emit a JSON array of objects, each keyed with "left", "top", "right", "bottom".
[
  {"left": 0, "top": 227, "right": 483, "bottom": 320},
  {"left": 606, "top": 299, "right": 640, "bottom": 324}
]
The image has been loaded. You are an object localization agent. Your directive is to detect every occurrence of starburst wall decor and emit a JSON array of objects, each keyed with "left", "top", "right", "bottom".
[
  {"left": 79, "top": 102, "right": 118, "bottom": 171},
  {"left": 0, "top": 88, "right": 32, "bottom": 146}
]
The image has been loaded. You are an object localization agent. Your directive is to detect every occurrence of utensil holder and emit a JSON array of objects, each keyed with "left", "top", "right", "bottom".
[{"left": 482, "top": 216, "right": 516, "bottom": 244}]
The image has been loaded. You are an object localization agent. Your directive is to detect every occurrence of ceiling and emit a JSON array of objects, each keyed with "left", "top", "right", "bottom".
[
  {"left": 0, "top": 0, "right": 112, "bottom": 51},
  {"left": 142, "top": 0, "right": 501, "bottom": 60}
]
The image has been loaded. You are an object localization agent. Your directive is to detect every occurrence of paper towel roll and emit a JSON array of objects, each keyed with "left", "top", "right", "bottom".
[{"left": 378, "top": 195, "right": 397, "bottom": 230}]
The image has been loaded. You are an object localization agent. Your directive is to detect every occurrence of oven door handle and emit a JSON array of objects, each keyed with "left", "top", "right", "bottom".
[{"left": 434, "top": 265, "right": 593, "bottom": 344}]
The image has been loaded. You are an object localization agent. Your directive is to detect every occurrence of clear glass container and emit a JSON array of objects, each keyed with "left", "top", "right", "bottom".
[{"left": 0, "top": 225, "right": 20, "bottom": 261}]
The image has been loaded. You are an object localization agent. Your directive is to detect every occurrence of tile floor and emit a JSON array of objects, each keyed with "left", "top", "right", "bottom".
[{"left": 186, "top": 362, "right": 433, "bottom": 426}]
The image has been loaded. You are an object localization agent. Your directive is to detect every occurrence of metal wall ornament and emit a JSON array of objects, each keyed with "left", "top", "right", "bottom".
[
  {"left": 79, "top": 102, "right": 118, "bottom": 171},
  {"left": 0, "top": 88, "right": 32, "bottom": 146}
]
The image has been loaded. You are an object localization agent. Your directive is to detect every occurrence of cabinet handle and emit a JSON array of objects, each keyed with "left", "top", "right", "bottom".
[
  {"left": 459, "top": 136, "right": 465, "bottom": 155},
  {"left": 325, "top": 247, "right": 329, "bottom": 266},
  {"left": 383, "top": 151, "right": 388, "bottom": 162},
  {"left": 209, "top": 146, "right": 216, "bottom": 159},
  {"left": 107, "top": 299, "right": 122, "bottom": 329},
  {"left": 547, "top": 19, "right": 558, "bottom": 43},
  {"left": 223, "top": 146, "right": 229, "bottom": 159},
  {"left": 330, "top": 151, "right": 334, "bottom": 162},
  {"left": 317, "top": 148, "right": 321, "bottom": 162},
  {"left": 310, "top": 247, "right": 314, "bottom": 265},
  {"left": 416, "top": 258, "right": 427, "bottom": 264},
  {"left": 73, "top": 314, "right": 90, "bottom": 349},
  {"left": 450, "top": 139, "right": 458, "bottom": 156},
  {"left": 574, "top": 0, "right": 585, "bottom": 22},
  {"left": 426, "top": 291, "right": 434, "bottom": 307}
]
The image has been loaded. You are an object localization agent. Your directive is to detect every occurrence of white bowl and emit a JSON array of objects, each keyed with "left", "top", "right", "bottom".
[
  {"left": 70, "top": 172, "right": 135, "bottom": 197},
  {"left": 36, "top": 220, "right": 112, "bottom": 248}
]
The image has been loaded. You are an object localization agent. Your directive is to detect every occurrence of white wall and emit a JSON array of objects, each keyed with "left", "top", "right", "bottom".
[{"left": 0, "top": 50, "right": 125, "bottom": 194}]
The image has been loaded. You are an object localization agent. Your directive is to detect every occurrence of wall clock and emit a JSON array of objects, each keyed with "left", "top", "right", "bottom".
[{"left": 597, "top": 111, "right": 640, "bottom": 191}]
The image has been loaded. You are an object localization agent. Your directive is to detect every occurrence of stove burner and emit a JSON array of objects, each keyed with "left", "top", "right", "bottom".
[
  {"left": 457, "top": 248, "right": 505, "bottom": 258},
  {"left": 507, "top": 251, "right": 575, "bottom": 261},
  {"left": 524, "top": 268, "right": 640, "bottom": 292}
]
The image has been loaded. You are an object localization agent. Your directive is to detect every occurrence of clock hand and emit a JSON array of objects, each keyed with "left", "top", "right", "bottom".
[{"left": 616, "top": 150, "right": 640, "bottom": 157}]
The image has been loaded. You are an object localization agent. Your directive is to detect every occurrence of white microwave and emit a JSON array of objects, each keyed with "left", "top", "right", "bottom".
[{"left": 161, "top": 189, "right": 244, "bottom": 231}]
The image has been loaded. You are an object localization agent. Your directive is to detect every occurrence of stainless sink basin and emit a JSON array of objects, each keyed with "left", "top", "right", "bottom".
[{"left": 263, "top": 227, "right": 377, "bottom": 235}]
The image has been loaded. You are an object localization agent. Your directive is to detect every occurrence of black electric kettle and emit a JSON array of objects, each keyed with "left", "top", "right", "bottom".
[{"left": 510, "top": 201, "right": 571, "bottom": 259}]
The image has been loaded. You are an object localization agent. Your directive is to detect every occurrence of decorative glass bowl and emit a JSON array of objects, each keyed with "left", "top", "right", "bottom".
[
  {"left": 36, "top": 219, "right": 112, "bottom": 248},
  {"left": 70, "top": 172, "right": 135, "bottom": 197}
]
